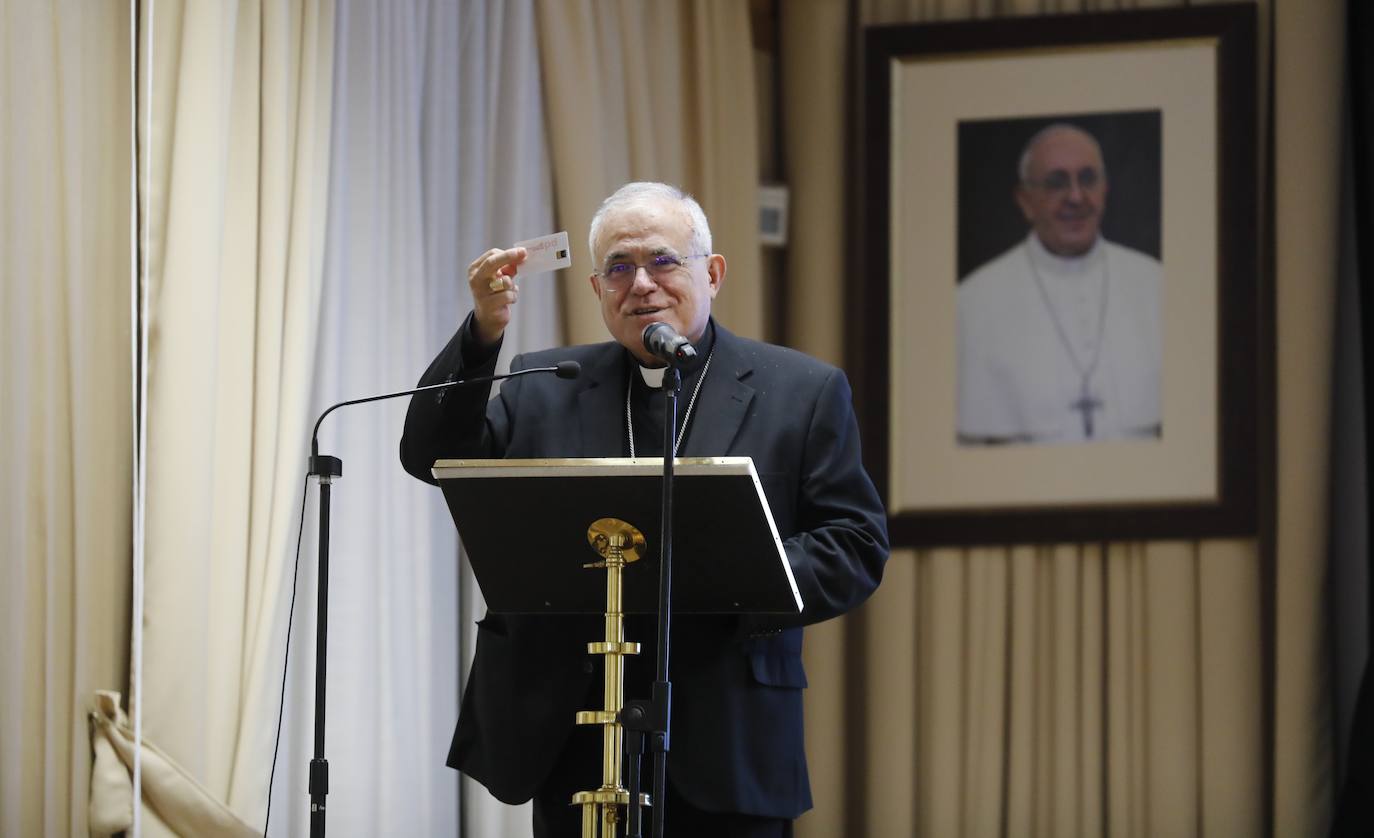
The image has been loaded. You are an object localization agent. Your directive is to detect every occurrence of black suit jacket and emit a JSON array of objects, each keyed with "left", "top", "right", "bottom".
[{"left": 400, "top": 317, "right": 888, "bottom": 819}]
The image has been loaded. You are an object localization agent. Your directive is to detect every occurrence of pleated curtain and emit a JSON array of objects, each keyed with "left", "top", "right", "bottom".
[
  {"left": 0, "top": 4, "right": 134, "bottom": 835},
  {"left": 535, "top": 0, "right": 765, "bottom": 344}
]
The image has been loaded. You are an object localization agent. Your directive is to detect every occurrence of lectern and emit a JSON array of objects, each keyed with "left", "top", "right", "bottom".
[{"left": 433, "top": 456, "right": 802, "bottom": 835}]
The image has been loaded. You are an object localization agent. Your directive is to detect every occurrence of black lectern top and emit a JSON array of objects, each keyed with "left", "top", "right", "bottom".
[{"left": 433, "top": 457, "right": 802, "bottom": 615}]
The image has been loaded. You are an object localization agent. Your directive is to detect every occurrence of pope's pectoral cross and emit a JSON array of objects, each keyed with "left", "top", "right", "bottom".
[{"left": 1071, "top": 380, "right": 1104, "bottom": 438}]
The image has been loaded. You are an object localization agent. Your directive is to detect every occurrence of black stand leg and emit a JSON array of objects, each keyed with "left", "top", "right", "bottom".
[
  {"left": 620, "top": 369, "right": 680, "bottom": 838},
  {"left": 288, "top": 365, "right": 577, "bottom": 835},
  {"left": 307, "top": 454, "right": 341, "bottom": 837},
  {"left": 624, "top": 724, "right": 646, "bottom": 837}
]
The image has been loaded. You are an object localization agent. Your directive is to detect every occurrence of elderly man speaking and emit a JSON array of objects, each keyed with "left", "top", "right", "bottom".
[
  {"left": 956, "top": 123, "right": 1163, "bottom": 446},
  {"left": 400, "top": 182, "right": 889, "bottom": 837}
]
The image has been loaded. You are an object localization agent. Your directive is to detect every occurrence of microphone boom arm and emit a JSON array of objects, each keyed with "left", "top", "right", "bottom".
[
  {"left": 298, "top": 357, "right": 578, "bottom": 837},
  {"left": 310, "top": 362, "right": 580, "bottom": 460}
]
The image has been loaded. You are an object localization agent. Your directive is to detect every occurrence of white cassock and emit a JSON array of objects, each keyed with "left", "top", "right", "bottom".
[{"left": 956, "top": 233, "right": 1162, "bottom": 445}]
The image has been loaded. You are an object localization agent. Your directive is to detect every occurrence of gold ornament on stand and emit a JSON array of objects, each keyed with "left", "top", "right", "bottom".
[{"left": 572, "top": 517, "right": 652, "bottom": 836}]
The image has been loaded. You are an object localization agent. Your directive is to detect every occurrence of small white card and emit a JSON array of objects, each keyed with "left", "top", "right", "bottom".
[{"left": 514, "top": 231, "right": 572, "bottom": 276}]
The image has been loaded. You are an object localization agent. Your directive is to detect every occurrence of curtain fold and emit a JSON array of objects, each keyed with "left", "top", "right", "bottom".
[
  {"left": 851, "top": 542, "right": 1264, "bottom": 836},
  {"left": 535, "top": 0, "right": 764, "bottom": 347},
  {"left": 0, "top": 3, "right": 133, "bottom": 835},
  {"left": 261, "top": 1, "right": 463, "bottom": 832},
  {"left": 88, "top": 692, "right": 258, "bottom": 838},
  {"left": 783, "top": 0, "right": 1340, "bottom": 835},
  {"left": 430, "top": 1, "right": 562, "bottom": 834},
  {"left": 129, "top": 1, "right": 563, "bottom": 833},
  {"left": 261, "top": 1, "right": 559, "bottom": 833},
  {"left": 1330, "top": 1, "right": 1374, "bottom": 832},
  {"left": 1271, "top": 1, "right": 1344, "bottom": 833},
  {"left": 137, "top": 1, "right": 335, "bottom": 831}
]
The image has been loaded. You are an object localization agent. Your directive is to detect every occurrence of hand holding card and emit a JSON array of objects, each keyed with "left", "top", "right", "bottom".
[{"left": 512, "top": 231, "right": 572, "bottom": 276}]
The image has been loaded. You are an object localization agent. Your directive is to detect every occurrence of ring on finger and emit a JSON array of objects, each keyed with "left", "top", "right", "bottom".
[{"left": 488, "top": 277, "right": 505, "bottom": 292}]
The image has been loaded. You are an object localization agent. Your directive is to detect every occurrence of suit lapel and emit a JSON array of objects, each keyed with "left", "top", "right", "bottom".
[
  {"left": 682, "top": 324, "right": 754, "bottom": 457},
  {"left": 577, "top": 345, "right": 628, "bottom": 456}
]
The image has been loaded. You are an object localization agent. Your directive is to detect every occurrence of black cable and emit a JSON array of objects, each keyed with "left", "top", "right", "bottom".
[{"left": 263, "top": 472, "right": 312, "bottom": 837}]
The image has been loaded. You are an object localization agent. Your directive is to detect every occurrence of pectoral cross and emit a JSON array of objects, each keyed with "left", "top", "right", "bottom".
[{"left": 1071, "top": 378, "right": 1103, "bottom": 438}]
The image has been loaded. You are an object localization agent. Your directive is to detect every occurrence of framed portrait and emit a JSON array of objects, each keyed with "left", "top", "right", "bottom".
[{"left": 853, "top": 5, "right": 1263, "bottom": 546}]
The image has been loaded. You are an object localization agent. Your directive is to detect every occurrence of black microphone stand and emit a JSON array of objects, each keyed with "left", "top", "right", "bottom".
[
  {"left": 305, "top": 444, "right": 340, "bottom": 838},
  {"left": 300, "top": 362, "right": 578, "bottom": 837},
  {"left": 621, "top": 365, "right": 681, "bottom": 838}
]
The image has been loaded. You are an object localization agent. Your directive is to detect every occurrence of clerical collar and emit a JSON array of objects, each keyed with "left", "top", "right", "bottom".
[
  {"left": 626, "top": 320, "right": 718, "bottom": 458},
  {"left": 632, "top": 320, "right": 716, "bottom": 386},
  {"left": 1027, "top": 233, "right": 1104, "bottom": 277}
]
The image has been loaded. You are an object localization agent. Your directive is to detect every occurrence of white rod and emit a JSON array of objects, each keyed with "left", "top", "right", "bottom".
[{"left": 130, "top": 0, "right": 155, "bottom": 834}]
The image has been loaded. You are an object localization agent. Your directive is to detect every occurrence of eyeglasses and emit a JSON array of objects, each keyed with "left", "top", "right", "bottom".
[
  {"left": 1024, "top": 167, "right": 1103, "bottom": 195},
  {"left": 597, "top": 253, "right": 708, "bottom": 288}
]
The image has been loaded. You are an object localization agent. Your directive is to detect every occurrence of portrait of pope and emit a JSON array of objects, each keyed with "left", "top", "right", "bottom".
[{"left": 955, "top": 111, "right": 1164, "bottom": 447}]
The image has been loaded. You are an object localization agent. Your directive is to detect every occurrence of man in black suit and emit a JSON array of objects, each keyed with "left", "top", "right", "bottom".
[{"left": 401, "top": 182, "right": 888, "bottom": 836}]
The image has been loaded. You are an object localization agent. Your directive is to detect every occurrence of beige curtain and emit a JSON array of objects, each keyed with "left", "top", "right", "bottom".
[
  {"left": 0, "top": 3, "right": 133, "bottom": 835},
  {"left": 784, "top": 0, "right": 1343, "bottom": 836},
  {"left": 1269, "top": 1, "right": 1344, "bottom": 833},
  {"left": 88, "top": 692, "right": 257, "bottom": 837},
  {"left": 535, "top": 0, "right": 764, "bottom": 344},
  {"left": 137, "top": 0, "right": 335, "bottom": 830}
]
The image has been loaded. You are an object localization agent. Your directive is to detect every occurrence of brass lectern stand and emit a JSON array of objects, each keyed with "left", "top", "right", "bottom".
[
  {"left": 572, "top": 516, "right": 649, "bottom": 835},
  {"left": 434, "top": 457, "right": 803, "bottom": 836}
]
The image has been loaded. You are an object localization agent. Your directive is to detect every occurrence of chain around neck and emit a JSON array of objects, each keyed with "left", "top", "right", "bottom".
[
  {"left": 1024, "top": 239, "right": 1111, "bottom": 386},
  {"left": 626, "top": 351, "right": 714, "bottom": 459}
]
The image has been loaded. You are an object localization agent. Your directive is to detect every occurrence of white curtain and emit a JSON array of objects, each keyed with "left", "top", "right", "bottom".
[
  {"left": 137, "top": 0, "right": 336, "bottom": 833},
  {"left": 264, "top": 0, "right": 457, "bottom": 829},
  {"left": 441, "top": 1, "right": 563, "bottom": 831},
  {"left": 0, "top": 3, "right": 133, "bottom": 835},
  {"left": 265, "top": 1, "right": 558, "bottom": 835}
]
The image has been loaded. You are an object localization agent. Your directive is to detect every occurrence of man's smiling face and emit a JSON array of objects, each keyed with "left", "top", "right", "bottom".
[
  {"left": 587, "top": 196, "right": 724, "bottom": 366},
  {"left": 1015, "top": 126, "right": 1108, "bottom": 257}
]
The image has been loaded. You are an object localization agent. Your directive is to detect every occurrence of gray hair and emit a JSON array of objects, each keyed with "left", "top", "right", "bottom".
[
  {"left": 587, "top": 182, "right": 713, "bottom": 265},
  {"left": 1017, "top": 123, "right": 1105, "bottom": 183}
]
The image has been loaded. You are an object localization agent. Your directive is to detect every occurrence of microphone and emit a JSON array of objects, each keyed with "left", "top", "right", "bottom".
[
  {"left": 309, "top": 360, "right": 581, "bottom": 465},
  {"left": 642, "top": 322, "right": 698, "bottom": 368}
]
